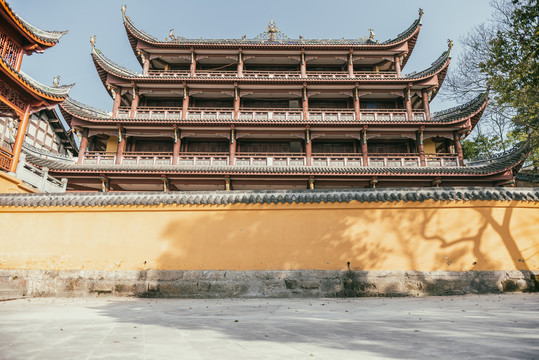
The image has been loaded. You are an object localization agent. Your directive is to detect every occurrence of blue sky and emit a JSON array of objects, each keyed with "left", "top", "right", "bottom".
[{"left": 12, "top": 0, "right": 494, "bottom": 113}]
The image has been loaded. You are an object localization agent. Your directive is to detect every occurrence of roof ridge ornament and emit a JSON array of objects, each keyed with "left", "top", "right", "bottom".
[
  {"left": 52, "top": 75, "right": 61, "bottom": 87},
  {"left": 255, "top": 19, "right": 289, "bottom": 42},
  {"left": 90, "top": 35, "right": 96, "bottom": 47},
  {"left": 419, "top": 8, "right": 424, "bottom": 23},
  {"left": 447, "top": 39, "right": 454, "bottom": 53},
  {"left": 368, "top": 29, "right": 375, "bottom": 41},
  {"left": 121, "top": 4, "right": 126, "bottom": 14}
]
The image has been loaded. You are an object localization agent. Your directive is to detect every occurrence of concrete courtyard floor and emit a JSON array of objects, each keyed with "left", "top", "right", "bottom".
[{"left": 0, "top": 294, "right": 537, "bottom": 360}]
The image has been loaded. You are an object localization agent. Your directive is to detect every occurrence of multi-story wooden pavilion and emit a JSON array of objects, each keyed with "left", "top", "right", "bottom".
[
  {"left": 28, "top": 6, "right": 528, "bottom": 191},
  {"left": 0, "top": 0, "right": 73, "bottom": 173}
]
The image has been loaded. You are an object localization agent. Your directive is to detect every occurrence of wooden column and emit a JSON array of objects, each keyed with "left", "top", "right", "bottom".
[
  {"left": 305, "top": 128, "right": 312, "bottom": 166},
  {"left": 302, "top": 86, "right": 308, "bottom": 120},
  {"left": 15, "top": 50, "right": 24, "bottom": 72},
  {"left": 454, "top": 130, "right": 464, "bottom": 166},
  {"left": 417, "top": 129, "right": 426, "bottom": 166},
  {"left": 77, "top": 128, "right": 89, "bottom": 164},
  {"left": 234, "top": 85, "right": 240, "bottom": 119},
  {"left": 361, "top": 127, "right": 368, "bottom": 166},
  {"left": 130, "top": 89, "right": 139, "bottom": 118},
  {"left": 190, "top": 50, "right": 196, "bottom": 77},
  {"left": 348, "top": 51, "right": 354, "bottom": 78},
  {"left": 182, "top": 86, "right": 189, "bottom": 120},
  {"left": 9, "top": 104, "right": 31, "bottom": 173},
  {"left": 143, "top": 59, "right": 150, "bottom": 75},
  {"left": 100, "top": 175, "right": 110, "bottom": 193},
  {"left": 229, "top": 127, "right": 236, "bottom": 165},
  {"left": 173, "top": 128, "right": 181, "bottom": 165},
  {"left": 300, "top": 51, "right": 306, "bottom": 78},
  {"left": 394, "top": 55, "right": 401, "bottom": 77},
  {"left": 237, "top": 51, "right": 243, "bottom": 77},
  {"left": 112, "top": 87, "right": 122, "bottom": 118},
  {"left": 115, "top": 129, "right": 126, "bottom": 165},
  {"left": 404, "top": 87, "right": 413, "bottom": 121},
  {"left": 353, "top": 87, "right": 360, "bottom": 120},
  {"left": 422, "top": 89, "right": 431, "bottom": 121}
]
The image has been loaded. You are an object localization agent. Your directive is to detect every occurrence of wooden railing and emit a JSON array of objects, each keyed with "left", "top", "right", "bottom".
[
  {"left": 82, "top": 151, "right": 460, "bottom": 168},
  {"left": 0, "top": 147, "right": 13, "bottom": 172},
  {"left": 147, "top": 69, "right": 398, "bottom": 79},
  {"left": 118, "top": 106, "right": 426, "bottom": 122}
]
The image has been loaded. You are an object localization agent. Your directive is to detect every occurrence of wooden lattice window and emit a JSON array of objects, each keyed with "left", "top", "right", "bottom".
[
  {"left": 3, "top": 39, "right": 21, "bottom": 68},
  {"left": 0, "top": 33, "right": 7, "bottom": 51}
]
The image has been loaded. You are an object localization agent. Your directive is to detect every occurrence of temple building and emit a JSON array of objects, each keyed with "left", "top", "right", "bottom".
[
  {"left": 29, "top": 6, "right": 528, "bottom": 191},
  {"left": 0, "top": 0, "right": 76, "bottom": 191}
]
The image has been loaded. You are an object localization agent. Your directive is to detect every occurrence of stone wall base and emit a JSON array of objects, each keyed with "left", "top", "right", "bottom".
[{"left": 1, "top": 270, "right": 538, "bottom": 299}]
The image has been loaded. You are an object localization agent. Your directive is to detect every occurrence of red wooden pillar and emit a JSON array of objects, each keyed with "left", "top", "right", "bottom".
[
  {"left": 417, "top": 129, "right": 426, "bottom": 166},
  {"left": 173, "top": 127, "right": 181, "bottom": 165},
  {"left": 77, "top": 128, "right": 89, "bottom": 164},
  {"left": 454, "top": 130, "right": 464, "bottom": 166},
  {"left": 229, "top": 127, "right": 236, "bottom": 165},
  {"left": 361, "top": 127, "right": 368, "bottom": 166},
  {"left": 305, "top": 128, "right": 312, "bottom": 166},
  {"left": 112, "top": 87, "right": 122, "bottom": 118},
  {"left": 115, "top": 129, "right": 126, "bottom": 165},
  {"left": 404, "top": 87, "right": 413, "bottom": 121},
  {"left": 237, "top": 51, "right": 243, "bottom": 77},
  {"left": 9, "top": 104, "right": 31, "bottom": 173},
  {"left": 234, "top": 85, "right": 240, "bottom": 119},
  {"left": 394, "top": 54, "right": 401, "bottom": 77},
  {"left": 130, "top": 89, "right": 139, "bottom": 118},
  {"left": 302, "top": 86, "right": 308, "bottom": 120},
  {"left": 422, "top": 89, "right": 431, "bottom": 121},
  {"left": 300, "top": 51, "right": 306, "bottom": 78},
  {"left": 353, "top": 87, "right": 360, "bottom": 120},
  {"left": 190, "top": 50, "right": 196, "bottom": 77},
  {"left": 182, "top": 85, "right": 189, "bottom": 120},
  {"left": 348, "top": 51, "right": 354, "bottom": 78},
  {"left": 143, "top": 59, "right": 150, "bottom": 75},
  {"left": 15, "top": 50, "right": 24, "bottom": 72}
]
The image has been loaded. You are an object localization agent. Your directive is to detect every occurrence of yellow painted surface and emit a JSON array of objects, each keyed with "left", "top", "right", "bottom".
[
  {"left": 424, "top": 138, "right": 436, "bottom": 154},
  {"left": 0, "top": 172, "right": 37, "bottom": 193},
  {"left": 0, "top": 200, "right": 538, "bottom": 272},
  {"left": 106, "top": 136, "right": 119, "bottom": 153}
]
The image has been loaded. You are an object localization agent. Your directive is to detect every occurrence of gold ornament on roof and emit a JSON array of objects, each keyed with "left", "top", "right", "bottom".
[
  {"left": 121, "top": 5, "right": 126, "bottom": 14},
  {"left": 90, "top": 35, "right": 96, "bottom": 47},
  {"left": 267, "top": 19, "right": 278, "bottom": 42},
  {"left": 447, "top": 39, "right": 454, "bottom": 51},
  {"left": 419, "top": 8, "right": 424, "bottom": 18},
  {"left": 52, "top": 75, "right": 61, "bottom": 87},
  {"left": 169, "top": 29, "right": 176, "bottom": 41},
  {"left": 368, "top": 29, "right": 375, "bottom": 41}
]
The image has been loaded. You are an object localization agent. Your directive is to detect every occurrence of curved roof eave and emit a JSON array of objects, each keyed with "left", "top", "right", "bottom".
[
  {"left": 59, "top": 97, "right": 111, "bottom": 125},
  {"left": 0, "top": 0, "right": 67, "bottom": 49},
  {"left": 122, "top": 8, "right": 422, "bottom": 51},
  {"left": 432, "top": 92, "right": 489, "bottom": 130}
]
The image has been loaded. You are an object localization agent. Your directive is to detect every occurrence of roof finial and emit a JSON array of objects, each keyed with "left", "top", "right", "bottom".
[
  {"left": 169, "top": 29, "right": 176, "bottom": 41},
  {"left": 447, "top": 39, "right": 454, "bottom": 52},
  {"left": 90, "top": 35, "right": 96, "bottom": 47},
  {"left": 368, "top": 29, "right": 375, "bottom": 41},
  {"left": 267, "top": 19, "right": 278, "bottom": 42},
  {"left": 121, "top": 4, "right": 126, "bottom": 14},
  {"left": 419, "top": 8, "right": 424, "bottom": 19},
  {"left": 52, "top": 75, "right": 61, "bottom": 87}
]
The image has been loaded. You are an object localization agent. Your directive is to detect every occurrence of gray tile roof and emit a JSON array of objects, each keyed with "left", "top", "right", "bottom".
[
  {"left": 2, "top": 0, "right": 67, "bottom": 45},
  {"left": 122, "top": 9, "right": 421, "bottom": 48},
  {"left": 1, "top": 187, "right": 537, "bottom": 207},
  {"left": 404, "top": 50, "right": 450, "bottom": 79},
  {"left": 24, "top": 141, "right": 530, "bottom": 178},
  {"left": 432, "top": 92, "right": 488, "bottom": 123}
]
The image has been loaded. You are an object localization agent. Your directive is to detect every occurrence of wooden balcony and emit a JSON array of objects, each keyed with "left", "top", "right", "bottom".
[
  {"left": 0, "top": 147, "right": 13, "bottom": 172},
  {"left": 81, "top": 152, "right": 459, "bottom": 168},
  {"left": 146, "top": 69, "right": 398, "bottom": 79},
  {"left": 117, "top": 107, "right": 426, "bottom": 122}
]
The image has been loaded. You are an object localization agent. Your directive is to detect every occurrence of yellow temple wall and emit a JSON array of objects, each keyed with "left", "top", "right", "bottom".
[
  {"left": 105, "top": 136, "right": 118, "bottom": 153},
  {"left": 1, "top": 200, "right": 538, "bottom": 273},
  {"left": 0, "top": 172, "right": 37, "bottom": 194},
  {"left": 424, "top": 138, "right": 436, "bottom": 153}
]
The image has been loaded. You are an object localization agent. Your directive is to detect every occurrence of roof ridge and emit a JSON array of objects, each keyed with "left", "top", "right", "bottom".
[{"left": 91, "top": 46, "right": 141, "bottom": 77}]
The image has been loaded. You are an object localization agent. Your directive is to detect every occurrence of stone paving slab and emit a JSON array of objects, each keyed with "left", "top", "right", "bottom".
[{"left": 0, "top": 294, "right": 537, "bottom": 359}]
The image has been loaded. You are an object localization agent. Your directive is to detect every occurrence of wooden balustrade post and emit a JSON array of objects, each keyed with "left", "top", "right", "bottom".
[
  {"left": 229, "top": 127, "right": 236, "bottom": 165},
  {"left": 173, "top": 128, "right": 181, "bottom": 165},
  {"left": 404, "top": 86, "right": 413, "bottom": 121},
  {"left": 417, "top": 129, "right": 426, "bottom": 166},
  {"left": 302, "top": 86, "right": 308, "bottom": 120},
  {"left": 112, "top": 86, "right": 122, "bottom": 118},
  {"left": 454, "top": 130, "right": 464, "bottom": 166},
  {"left": 361, "top": 127, "right": 368, "bottom": 166},
  {"left": 394, "top": 54, "right": 401, "bottom": 77},
  {"left": 9, "top": 104, "right": 31, "bottom": 173},
  {"left": 422, "top": 89, "right": 431, "bottom": 121},
  {"left": 77, "top": 128, "right": 89, "bottom": 164},
  {"left": 182, "top": 86, "right": 189, "bottom": 120},
  {"left": 305, "top": 128, "right": 312, "bottom": 166}
]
